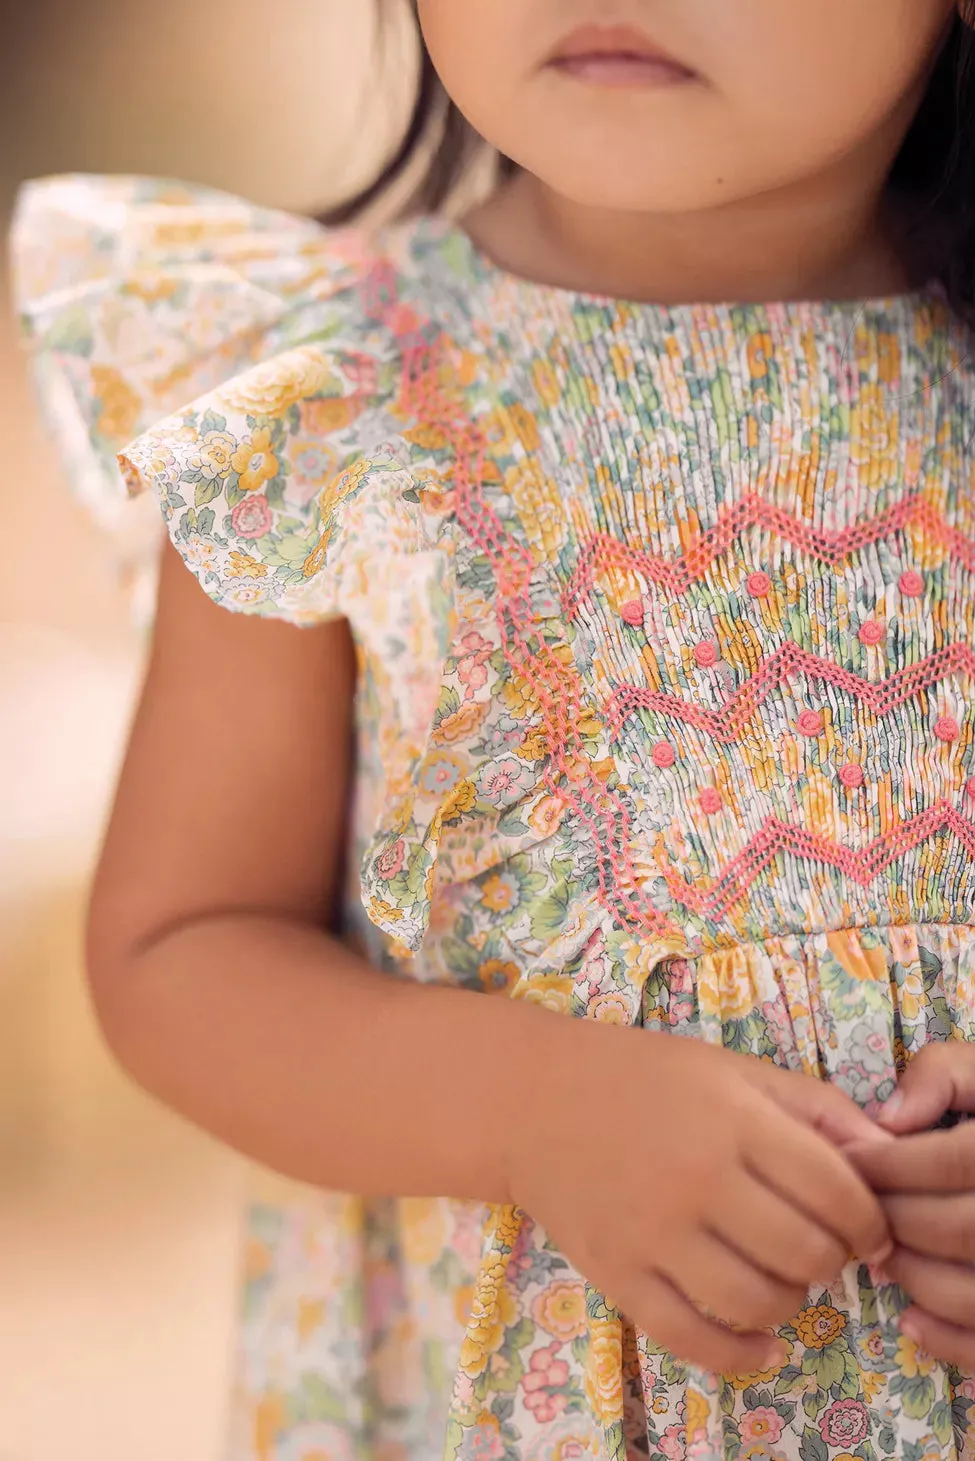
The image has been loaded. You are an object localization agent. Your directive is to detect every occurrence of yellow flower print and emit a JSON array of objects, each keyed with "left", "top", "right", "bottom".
[
  {"left": 302, "top": 532, "right": 332, "bottom": 580},
  {"left": 189, "top": 429, "right": 236, "bottom": 480},
  {"left": 433, "top": 703, "right": 487, "bottom": 746},
  {"left": 527, "top": 795, "right": 565, "bottom": 839},
  {"left": 216, "top": 346, "right": 332, "bottom": 417},
  {"left": 93, "top": 364, "right": 141, "bottom": 442},
  {"left": 231, "top": 426, "right": 279, "bottom": 494},
  {"left": 517, "top": 974, "right": 574, "bottom": 1015},
  {"left": 254, "top": 1391, "right": 286, "bottom": 1461},
  {"left": 532, "top": 357, "right": 561, "bottom": 407},
  {"left": 224, "top": 550, "right": 267, "bottom": 580},
  {"left": 697, "top": 949, "right": 758, "bottom": 1023},
  {"left": 534, "top": 1279, "right": 588, "bottom": 1341},
  {"left": 849, "top": 382, "right": 897, "bottom": 479},
  {"left": 492, "top": 1205, "right": 523, "bottom": 1249},
  {"left": 584, "top": 1316, "right": 624, "bottom": 1426},
  {"left": 684, "top": 1386, "right": 710, "bottom": 1440},
  {"left": 400, "top": 1197, "right": 446, "bottom": 1266},
  {"left": 440, "top": 778, "right": 477, "bottom": 824},
  {"left": 244, "top": 1237, "right": 272, "bottom": 1283},
  {"left": 122, "top": 272, "right": 181, "bottom": 304},
  {"left": 481, "top": 873, "right": 520, "bottom": 914},
  {"left": 454, "top": 1284, "right": 475, "bottom": 1326},
  {"left": 501, "top": 676, "right": 541, "bottom": 721},
  {"left": 825, "top": 931, "right": 888, "bottom": 986},
  {"left": 458, "top": 1259, "right": 518, "bottom": 1378},
  {"left": 296, "top": 1298, "right": 326, "bottom": 1341},
  {"left": 367, "top": 897, "right": 404, "bottom": 924},
  {"left": 728, "top": 1351, "right": 785, "bottom": 1389},
  {"left": 518, "top": 729, "right": 550, "bottom": 763},
  {"left": 747, "top": 331, "right": 774, "bottom": 381},
  {"left": 894, "top": 1333, "right": 936, "bottom": 1378},
  {"left": 478, "top": 959, "right": 521, "bottom": 995},
  {"left": 590, "top": 990, "right": 631, "bottom": 1024},
  {"left": 403, "top": 422, "right": 450, "bottom": 452},
  {"left": 796, "top": 1304, "right": 847, "bottom": 1350}
]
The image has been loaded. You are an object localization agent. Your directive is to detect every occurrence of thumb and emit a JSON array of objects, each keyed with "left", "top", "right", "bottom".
[{"left": 877, "top": 1043, "right": 975, "bottom": 1135}]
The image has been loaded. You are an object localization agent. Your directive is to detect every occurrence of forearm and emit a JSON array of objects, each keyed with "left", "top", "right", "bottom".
[{"left": 88, "top": 914, "right": 563, "bottom": 1201}]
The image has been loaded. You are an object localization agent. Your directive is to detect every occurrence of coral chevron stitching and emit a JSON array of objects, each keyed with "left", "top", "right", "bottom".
[
  {"left": 564, "top": 492, "right": 975, "bottom": 615},
  {"left": 659, "top": 802, "right": 975, "bottom": 921},
  {"left": 609, "top": 642, "right": 975, "bottom": 741}
]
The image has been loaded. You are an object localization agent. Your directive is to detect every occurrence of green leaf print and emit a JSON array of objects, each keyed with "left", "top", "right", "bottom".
[
  {"left": 775, "top": 1365, "right": 803, "bottom": 1395},
  {"left": 803, "top": 1391, "right": 822, "bottom": 1422},
  {"left": 194, "top": 477, "right": 222, "bottom": 508},
  {"left": 199, "top": 409, "right": 228, "bottom": 436},
  {"left": 801, "top": 1341, "right": 846, "bottom": 1389},
  {"left": 719, "top": 1380, "right": 736, "bottom": 1416},
  {"left": 294, "top": 1372, "right": 348, "bottom": 1425},
  {"left": 444, "top": 1417, "right": 466, "bottom": 1459},
  {"left": 930, "top": 1398, "right": 953, "bottom": 1444},
  {"left": 900, "top": 1373, "right": 937, "bottom": 1419},
  {"left": 798, "top": 1425, "right": 829, "bottom": 1461},
  {"left": 878, "top": 1426, "right": 897, "bottom": 1455},
  {"left": 46, "top": 303, "right": 94, "bottom": 356},
  {"left": 837, "top": 1353, "right": 864, "bottom": 1399}
]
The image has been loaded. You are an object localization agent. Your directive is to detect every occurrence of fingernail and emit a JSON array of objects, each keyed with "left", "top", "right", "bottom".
[
  {"left": 898, "top": 1311, "right": 922, "bottom": 1342},
  {"left": 878, "top": 1091, "right": 903, "bottom": 1125},
  {"left": 763, "top": 1343, "right": 787, "bottom": 1369}
]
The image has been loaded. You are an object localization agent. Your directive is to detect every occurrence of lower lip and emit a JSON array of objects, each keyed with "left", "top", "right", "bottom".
[{"left": 549, "top": 53, "right": 696, "bottom": 87}]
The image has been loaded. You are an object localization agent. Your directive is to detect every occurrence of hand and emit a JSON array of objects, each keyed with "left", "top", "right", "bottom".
[
  {"left": 509, "top": 1022, "right": 892, "bottom": 1375},
  {"left": 850, "top": 1040, "right": 975, "bottom": 1367}
]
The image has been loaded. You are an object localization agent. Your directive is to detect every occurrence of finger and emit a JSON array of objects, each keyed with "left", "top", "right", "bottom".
[
  {"left": 670, "top": 1230, "right": 806, "bottom": 1332},
  {"left": 900, "top": 1307, "right": 975, "bottom": 1372},
  {"left": 887, "top": 1248, "right": 975, "bottom": 1328},
  {"left": 878, "top": 1042, "right": 975, "bottom": 1134},
  {"left": 748, "top": 1107, "right": 891, "bottom": 1263},
  {"left": 748, "top": 1061, "right": 892, "bottom": 1149},
  {"left": 718, "top": 1171, "right": 848, "bottom": 1289},
  {"left": 609, "top": 1265, "right": 786, "bottom": 1377},
  {"left": 849, "top": 1123, "right": 975, "bottom": 1194},
  {"left": 884, "top": 1192, "right": 975, "bottom": 1263}
]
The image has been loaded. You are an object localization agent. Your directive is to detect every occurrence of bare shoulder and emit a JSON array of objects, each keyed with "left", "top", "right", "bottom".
[{"left": 87, "top": 539, "right": 356, "bottom": 984}]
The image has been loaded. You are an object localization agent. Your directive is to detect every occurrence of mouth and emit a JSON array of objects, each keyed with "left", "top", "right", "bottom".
[{"left": 546, "top": 23, "right": 698, "bottom": 88}]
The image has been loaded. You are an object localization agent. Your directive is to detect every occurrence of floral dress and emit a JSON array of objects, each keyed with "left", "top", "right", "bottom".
[{"left": 13, "top": 174, "right": 975, "bottom": 1461}]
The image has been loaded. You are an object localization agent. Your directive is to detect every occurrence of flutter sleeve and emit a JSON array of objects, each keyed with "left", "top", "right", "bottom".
[{"left": 9, "top": 173, "right": 364, "bottom": 607}]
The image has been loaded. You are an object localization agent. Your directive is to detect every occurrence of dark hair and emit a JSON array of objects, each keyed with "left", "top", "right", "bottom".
[{"left": 321, "top": 4, "right": 975, "bottom": 322}]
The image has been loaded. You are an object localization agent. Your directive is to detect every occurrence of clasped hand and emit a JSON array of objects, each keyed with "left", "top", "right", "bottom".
[{"left": 849, "top": 1041, "right": 975, "bottom": 1370}]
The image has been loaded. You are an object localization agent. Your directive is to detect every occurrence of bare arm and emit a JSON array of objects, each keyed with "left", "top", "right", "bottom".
[{"left": 87, "top": 540, "right": 564, "bottom": 1200}]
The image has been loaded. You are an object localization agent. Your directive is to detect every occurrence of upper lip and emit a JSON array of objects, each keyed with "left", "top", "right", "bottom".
[{"left": 548, "top": 23, "right": 690, "bottom": 68}]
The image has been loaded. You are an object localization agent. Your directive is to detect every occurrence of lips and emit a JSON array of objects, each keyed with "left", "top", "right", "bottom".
[{"left": 547, "top": 23, "right": 697, "bottom": 86}]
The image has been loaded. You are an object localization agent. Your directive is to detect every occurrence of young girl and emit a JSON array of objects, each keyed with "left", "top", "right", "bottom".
[{"left": 15, "top": 2, "right": 975, "bottom": 1457}]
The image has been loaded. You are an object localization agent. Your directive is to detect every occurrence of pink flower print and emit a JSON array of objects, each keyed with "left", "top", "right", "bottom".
[
  {"left": 890, "top": 925, "right": 920, "bottom": 969},
  {"left": 522, "top": 1343, "right": 570, "bottom": 1424},
  {"left": 341, "top": 354, "right": 379, "bottom": 395},
  {"left": 819, "top": 1399, "right": 869, "bottom": 1449},
  {"left": 230, "top": 493, "right": 274, "bottom": 541},
  {"left": 375, "top": 840, "right": 405, "bottom": 881},
  {"left": 478, "top": 758, "right": 533, "bottom": 807},
  {"left": 739, "top": 1406, "right": 784, "bottom": 1446},
  {"left": 658, "top": 1423, "right": 687, "bottom": 1459},
  {"left": 420, "top": 753, "right": 464, "bottom": 796},
  {"left": 457, "top": 631, "right": 494, "bottom": 695},
  {"left": 459, "top": 1415, "right": 506, "bottom": 1461}
]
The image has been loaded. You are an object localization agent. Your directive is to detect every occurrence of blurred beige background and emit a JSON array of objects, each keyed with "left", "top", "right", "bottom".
[{"left": 0, "top": 4, "right": 400, "bottom": 1456}]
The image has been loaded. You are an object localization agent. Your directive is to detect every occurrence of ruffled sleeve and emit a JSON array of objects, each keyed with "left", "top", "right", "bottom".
[{"left": 9, "top": 173, "right": 364, "bottom": 588}]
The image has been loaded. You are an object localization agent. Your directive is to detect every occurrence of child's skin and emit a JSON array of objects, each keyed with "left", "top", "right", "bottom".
[{"left": 86, "top": 0, "right": 975, "bottom": 1375}]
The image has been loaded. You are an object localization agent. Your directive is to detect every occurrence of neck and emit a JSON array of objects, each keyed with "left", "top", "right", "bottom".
[{"left": 465, "top": 153, "right": 913, "bottom": 307}]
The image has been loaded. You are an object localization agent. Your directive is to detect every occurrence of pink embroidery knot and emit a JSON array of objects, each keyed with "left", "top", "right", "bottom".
[
  {"left": 699, "top": 788, "right": 723, "bottom": 815},
  {"left": 620, "top": 599, "right": 644, "bottom": 626},
  {"left": 746, "top": 571, "right": 772, "bottom": 599},
  {"left": 797, "top": 709, "right": 824, "bottom": 737},
  {"left": 652, "top": 741, "right": 676, "bottom": 768},
  {"left": 899, "top": 570, "right": 925, "bottom": 599},
  {"left": 935, "top": 715, "right": 960, "bottom": 743},
  {"left": 693, "top": 641, "right": 719, "bottom": 668},
  {"left": 858, "top": 619, "right": 886, "bottom": 647},
  {"left": 839, "top": 763, "right": 865, "bottom": 789}
]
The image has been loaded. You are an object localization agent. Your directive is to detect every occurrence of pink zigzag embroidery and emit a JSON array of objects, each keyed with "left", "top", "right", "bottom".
[
  {"left": 564, "top": 492, "right": 975, "bottom": 616},
  {"left": 609, "top": 642, "right": 975, "bottom": 742},
  {"left": 660, "top": 801, "right": 975, "bottom": 922}
]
